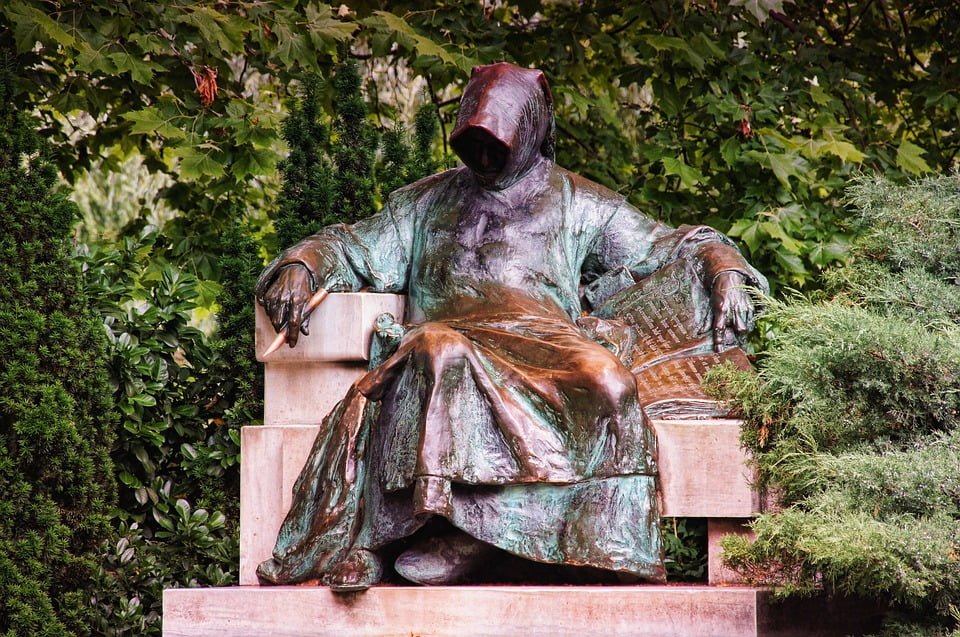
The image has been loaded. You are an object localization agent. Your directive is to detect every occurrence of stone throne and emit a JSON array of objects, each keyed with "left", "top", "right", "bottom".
[{"left": 161, "top": 292, "right": 878, "bottom": 636}]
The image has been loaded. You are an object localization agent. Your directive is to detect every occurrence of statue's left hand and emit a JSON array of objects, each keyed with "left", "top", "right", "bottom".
[{"left": 710, "top": 271, "right": 754, "bottom": 352}]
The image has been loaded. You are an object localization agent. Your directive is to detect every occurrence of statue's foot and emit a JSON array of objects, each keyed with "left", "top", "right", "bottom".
[
  {"left": 324, "top": 549, "right": 383, "bottom": 593},
  {"left": 394, "top": 532, "right": 498, "bottom": 585}
]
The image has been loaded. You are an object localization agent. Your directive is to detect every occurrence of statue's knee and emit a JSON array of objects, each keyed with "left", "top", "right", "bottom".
[
  {"left": 409, "top": 323, "right": 471, "bottom": 358},
  {"left": 592, "top": 359, "right": 638, "bottom": 408}
]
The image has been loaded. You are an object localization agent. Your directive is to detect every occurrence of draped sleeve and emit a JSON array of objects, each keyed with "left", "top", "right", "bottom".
[
  {"left": 255, "top": 187, "right": 419, "bottom": 300},
  {"left": 586, "top": 198, "right": 769, "bottom": 296}
]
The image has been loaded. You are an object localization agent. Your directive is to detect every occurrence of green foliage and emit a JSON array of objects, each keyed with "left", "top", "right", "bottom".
[
  {"left": 0, "top": 57, "right": 115, "bottom": 635},
  {"left": 272, "top": 64, "right": 443, "bottom": 251},
  {"left": 6, "top": 1, "right": 960, "bottom": 292},
  {"left": 274, "top": 74, "right": 333, "bottom": 249},
  {"left": 355, "top": 1, "right": 959, "bottom": 290},
  {"left": 661, "top": 518, "right": 707, "bottom": 582},
  {"left": 214, "top": 220, "right": 265, "bottom": 433},
  {"left": 707, "top": 174, "right": 960, "bottom": 633},
  {"left": 331, "top": 60, "right": 379, "bottom": 224},
  {"left": 92, "top": 504, "right": 236, "bottom": 635},
  {"left": 1, "top": 0, "right": 354, "bottom": 184},
  {"left": 846, "top": 174, "right": 960, "bottom": 281},
  {"left": 81, "top": 229, "right": 241, "bottom": 634}
]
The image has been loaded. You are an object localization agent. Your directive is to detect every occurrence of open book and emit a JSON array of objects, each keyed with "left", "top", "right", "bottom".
[{"left": 582, "top": 259, "right": 752, "bottom": 419}]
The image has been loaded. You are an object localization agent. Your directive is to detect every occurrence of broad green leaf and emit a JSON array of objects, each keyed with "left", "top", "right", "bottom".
[
  {"left": 177, "top": 6, "right": 253, "bottom": 55},
  {"left": 809, "top": 84, "right": 831, "bottom": 106},
  {"left": 76, "top": 43, "right": 117, "bottom": 74},
  {"left": 225, "top": 100, "right": 249, "bottom": 120},
  {"left": 661, "top": 157, "right": 704, "bottom": 188},
  {"left": 641, "top": 35, "right": 705, "bottom": 71},
  {"left": 172, "top": 145, "right": 226, "bottom": 180},
  {"left": 774, "top": 250, "right": 808, "bottom": 277},
  {"left": 4, "top": 1, "right": 76, "bottom": 51},
  {"left": 194, "top": 279, "right": 223, "bottom": 308},
  {"left": 690, "top": 33, "right": 726, "bottom": 60},
  {"left": 129, "top": 32, "right": 165, "bottom": 54},
  {"left": 809, "top": 236, "right": 851, "bottom": 267},
  {"left": 367, "top": 11, "right": 477, "bottom": 74},
  {"left": 109, "top": 51, "right": 164, "bottom": 84},
  {"left": 728, "top": 218, "right": 762, "bottom": 253},
  {"left": 720, "top": 137, "right": 739, "bottom": 167},
  {"left": 817, "top": 140, "right": 865, "bottom": 163},
  {"left": 896, "top": 139, "right": 932, "bottom": 175},
  {"left": 231, "top": 148, "right": 277, "bottom": 181},
  {"left": 304, "top": 3, "right": 356, "bottom": 52},
  {"left": 131, "top": 393, "right": 156, "bottom": 407},
  {"left": 555, "top": 86, "right": 591, "bottom": 117},
  {"left": 272, "top": 11, "right": 318, "bottom": 72},
  {"left": 122, "top": 108, "right": 185, "bottom": 139},
  {"left": 750, "top": 150, "right": 804, "bottom": 191},
  {"left": 759, "top": 221, "right": 804, "bottom": 254}
]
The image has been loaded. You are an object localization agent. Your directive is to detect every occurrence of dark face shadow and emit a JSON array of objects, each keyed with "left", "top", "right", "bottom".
[{"left": 451, "top": 127, "right": 510, "bottom": 178}]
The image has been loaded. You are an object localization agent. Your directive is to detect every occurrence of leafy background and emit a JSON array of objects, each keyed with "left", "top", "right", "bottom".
[{"left": 0, "top": 0, "right": 958, "bottom": 634}]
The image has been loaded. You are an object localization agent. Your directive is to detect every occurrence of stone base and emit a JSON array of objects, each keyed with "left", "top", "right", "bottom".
[{"left": 162, "top": 585, "right": 880, "bottom": 637}]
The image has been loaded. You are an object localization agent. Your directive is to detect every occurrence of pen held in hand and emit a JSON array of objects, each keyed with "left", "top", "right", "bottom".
[{"left": 262, "top": 288, "right": 329, "bottom": 357}]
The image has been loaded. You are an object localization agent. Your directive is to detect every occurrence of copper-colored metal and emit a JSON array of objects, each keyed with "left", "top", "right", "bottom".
[{"left": 253, "top": 62, "right": 768, "bottom": 591}]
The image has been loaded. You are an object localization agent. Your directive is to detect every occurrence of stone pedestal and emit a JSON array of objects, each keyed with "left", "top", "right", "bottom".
[{"left": 163, "top": 586, "right": 879, "bottom": 637}]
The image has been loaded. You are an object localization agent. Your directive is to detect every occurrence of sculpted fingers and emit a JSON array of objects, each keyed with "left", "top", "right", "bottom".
[
  {"left": 713, "top": 299, "right": 735, "bottom": 352},
  {"left": 285, "top": 292, "right": 311, "bottom": 347},
  {"left": 260, "top": 263, "right": 316, "bottom": 345},
  {"left": 267, "top": 296, "right": 289, "bottom": 333},
  {"left": 730, "top": 288, "right": 754, "bottom": 336},
  {"left": 711, "top": 271, "right": 752, "bottom": 351}
]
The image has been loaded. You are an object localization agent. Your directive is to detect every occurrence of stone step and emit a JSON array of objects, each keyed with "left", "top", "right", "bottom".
[{"left": 162, "top": 585, "right": 878, "bottom": 637}]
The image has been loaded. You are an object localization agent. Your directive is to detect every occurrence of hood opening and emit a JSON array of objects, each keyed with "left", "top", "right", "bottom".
[{"left": 450, "top": 127, "right": 510, "bottom": 179}]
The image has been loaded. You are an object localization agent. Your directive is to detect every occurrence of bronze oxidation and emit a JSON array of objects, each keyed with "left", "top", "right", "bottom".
[{"left": 254, "top": 62, "right": 767, "bottom": 591}]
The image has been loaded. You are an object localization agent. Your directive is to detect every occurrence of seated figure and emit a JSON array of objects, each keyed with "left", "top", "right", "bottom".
[{"left": 255, "top": 62, "right": 767, "bottom": 591}]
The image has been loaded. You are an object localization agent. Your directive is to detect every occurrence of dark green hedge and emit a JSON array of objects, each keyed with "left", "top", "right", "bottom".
[{"left": 0, "top": 58, "right": 115, "bottom": 635}]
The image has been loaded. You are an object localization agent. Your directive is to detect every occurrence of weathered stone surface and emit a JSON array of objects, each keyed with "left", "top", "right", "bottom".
[
  {"left": 163, "top": 585, "right": 880, "bottom": 637},
  {"left": 255, "top": 293, "right": 405, "bottom": 363}
]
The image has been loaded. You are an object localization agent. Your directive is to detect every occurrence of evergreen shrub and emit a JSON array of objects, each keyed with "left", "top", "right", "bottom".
[
  {"left": 0, "top": 59, "right": 115, "bottom": 635},
  {"left": 707, "top": 174, "right": 960, "bottom": 634}
]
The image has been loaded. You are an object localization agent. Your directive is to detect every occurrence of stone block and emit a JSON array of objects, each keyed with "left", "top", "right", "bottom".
[
  {"left": 255, "top": 293, "right": 405, "bottom": 363},
  {"left": 162, "top": 586, "right": 880, "bottom": 637},
  {"left": 263, "top": 361, "right": 365, "bottom": 426},
  {"left": 655, "top": 419, "right": 759, "bottom": 518}
]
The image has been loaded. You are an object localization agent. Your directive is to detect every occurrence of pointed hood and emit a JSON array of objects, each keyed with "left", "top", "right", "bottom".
[{"left": 450, "top": 62, "right": 555, "bottom": 190}]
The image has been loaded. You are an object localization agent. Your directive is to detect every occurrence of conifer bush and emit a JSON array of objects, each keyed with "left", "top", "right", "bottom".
[
  {"left": 273, "top": 63, "right": 443, "bottom": 249},
  {"left": 0, "top": 59, "right": 115, "bottom": 635},
  {"left": 708, "top": 174, "right": 960, "bottom": 634}
]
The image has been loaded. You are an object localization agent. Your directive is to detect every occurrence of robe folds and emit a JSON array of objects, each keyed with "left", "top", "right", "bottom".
[{"left": 255, "top": 162, "right": 764, "bottom": 585}]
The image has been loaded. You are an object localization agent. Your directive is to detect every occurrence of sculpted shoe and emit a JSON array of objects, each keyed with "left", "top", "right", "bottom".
[
  {"left": 324, "top": 549, "right": 383, "bottom": 593},
  {"left": 394, "top": 532, "right": 498, "bottom": 585}
]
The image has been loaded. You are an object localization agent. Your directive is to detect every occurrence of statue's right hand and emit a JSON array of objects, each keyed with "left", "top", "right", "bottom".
[{"left": 259, "top": 264, "right": 315, "bottom": 348}]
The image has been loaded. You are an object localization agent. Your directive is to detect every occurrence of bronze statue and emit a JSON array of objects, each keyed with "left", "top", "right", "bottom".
[{"left": 255, "top": 62, "right": 767, "bottom": 591}]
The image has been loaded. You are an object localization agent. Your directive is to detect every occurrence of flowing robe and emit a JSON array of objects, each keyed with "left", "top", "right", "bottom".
[{"left": 255, "top": 158, "right": 764, "bottom": 585}]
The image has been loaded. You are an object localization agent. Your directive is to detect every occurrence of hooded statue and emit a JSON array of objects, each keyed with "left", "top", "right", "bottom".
[{"left": 255, "top": 63, "right": 767, "bottom": 591}]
